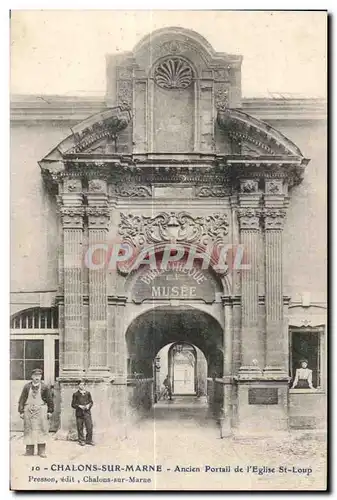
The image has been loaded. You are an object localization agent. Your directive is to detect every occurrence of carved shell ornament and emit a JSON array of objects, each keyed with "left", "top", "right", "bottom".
[{"left": 154, "top": 58, "right": 193, "bottom": 89}]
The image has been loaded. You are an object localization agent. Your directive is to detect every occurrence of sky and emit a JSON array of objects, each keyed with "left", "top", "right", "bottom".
[{"left": 10, "top": 10, "right": 327, "bottom": 98}]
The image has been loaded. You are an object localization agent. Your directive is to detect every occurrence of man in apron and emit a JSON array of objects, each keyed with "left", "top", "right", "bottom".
[{"left": 18, "top": 368, "right": 54, "bottom": 458}]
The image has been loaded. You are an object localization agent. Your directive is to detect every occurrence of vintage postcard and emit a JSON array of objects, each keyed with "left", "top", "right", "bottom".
[{"left": 10, "top": 10, "right": 327, "bottom": 491}]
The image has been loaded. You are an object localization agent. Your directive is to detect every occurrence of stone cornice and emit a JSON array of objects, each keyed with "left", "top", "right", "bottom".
[
  {"left": 11, "top": 94, "right": 326, "bottom": 122},
  {"left": 40, "top": 153, "right": 308, "bottom": 193}
]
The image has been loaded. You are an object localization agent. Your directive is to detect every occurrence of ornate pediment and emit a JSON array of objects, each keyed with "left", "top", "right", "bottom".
[
  {"left": 40, "top": 106, "right": 131, "bottom": 163},
  {"left": 217, "top": 108, "right": 304, "bottom": 158}
]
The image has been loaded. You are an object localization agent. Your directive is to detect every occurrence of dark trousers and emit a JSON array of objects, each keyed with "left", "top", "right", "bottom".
[{"left": 76, "top": 413, "right": 93, "bottom": 443}]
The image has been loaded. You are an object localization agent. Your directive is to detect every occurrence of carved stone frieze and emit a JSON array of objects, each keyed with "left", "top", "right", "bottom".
[
  {"left": 118, "top": 211, "right": 229, "bottom": 247},
  {"left": 60, "top": 206, "right": 85, "bottom": 228},
  {"left": 263, "top": 209, "right": 287, "bottom": 230},
  {"left": 237, "top": 208, "right": 261, "bottom": 231},
  {"left": 154, "top": 58, "right": 193, "bottom": 89},
  {"left": 112, "top": 184, "right": 152, "bottom": 198},
  {"left": 195, "top": 186, "right": 230, "bottom": 198}
]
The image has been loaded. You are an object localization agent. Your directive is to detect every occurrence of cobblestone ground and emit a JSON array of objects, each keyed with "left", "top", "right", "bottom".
[{"left": 10, "top": 419, "right": 327, "bottom": 491}]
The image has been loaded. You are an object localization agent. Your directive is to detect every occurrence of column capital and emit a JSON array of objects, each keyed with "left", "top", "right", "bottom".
[
  {"left": 86, "top": 205, "right": 111, "bottom": 229},
  {"left": 262, "top": 208, "right": 287, "bottom": 230},
  {"left": 237, "top": 208, "right": 261, "bottom": 231},
  {"left": 60, "top": 205, "right": 85, "bottom": 229}
]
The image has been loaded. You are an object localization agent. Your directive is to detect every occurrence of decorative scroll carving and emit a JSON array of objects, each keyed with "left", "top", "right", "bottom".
[
  {"left": 112, "top": 184, "right": 152, "bottom": 198},
  {"left": 263, "top": 209, "right": 287, "bottom": 230},
  {"left": 118, "top": 211, "right": 229, "bottom": 247},
  {"left": 196, "top": 186, "right": 230, "bottom": 198},
  {"left": 215, "top": 87, "right": 229, "bottom": 111},
  {"left": 154, "top": 58, "right": 193, "bottom": 89},
  {"left": 240, "top": 179, "right": 259, "bottom": 193},
  {"left": 117, "top": 80, "right": 133, "bottom": 110},
  {"left": 237, "top": 208, "right": 261, "bottom": 231},
  {"left": 60, "top": 206, "right": 85, "bottom": 228}
]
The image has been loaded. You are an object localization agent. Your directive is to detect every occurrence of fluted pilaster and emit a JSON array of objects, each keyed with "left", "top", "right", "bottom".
[
  {"left": 238, "top": 208, "right": 261, "bottom": 374},
  {"left": 237, "top": 179, "right": 263, "bottom": 376},
  {"left": 59, "top": 180, "right": 85, "bottom": 376},
  {"left": 263, "top": 207, "right": 287, "bottom": 375},
  {"left": 87, "top": 179, "right": 110, "bottom": 376}
]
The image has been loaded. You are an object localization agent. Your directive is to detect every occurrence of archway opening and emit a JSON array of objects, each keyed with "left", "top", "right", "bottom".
[{"left": 126, "top": 306, "right": 223, "bottom": 421}]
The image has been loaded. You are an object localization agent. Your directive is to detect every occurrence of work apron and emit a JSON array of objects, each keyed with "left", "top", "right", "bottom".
[{"left": 23, "top": 386, "right": 49, "bottom": 445}]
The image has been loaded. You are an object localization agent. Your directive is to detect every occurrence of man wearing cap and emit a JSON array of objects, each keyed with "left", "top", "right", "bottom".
[
  {"left": 18, "top": 368, "right": 54, "bottom": 458},
  {"left": 291, "top": 359, "right": 314, "bottom": 389}
]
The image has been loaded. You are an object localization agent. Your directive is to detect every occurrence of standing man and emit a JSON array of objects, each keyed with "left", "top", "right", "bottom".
[
  {"left": 71, "top": 380, "right": 94, "bottom": 446},
  {"left": 18, "top": 368, "right": 54, "bottom": 458},
  {"left": 163, "top": 374, "right": 173, "bottom": 401}
]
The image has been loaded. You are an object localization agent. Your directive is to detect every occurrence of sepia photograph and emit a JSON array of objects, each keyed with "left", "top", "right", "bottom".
[{"left": 9, "top": 9, "right": 327, "bottom": 491}]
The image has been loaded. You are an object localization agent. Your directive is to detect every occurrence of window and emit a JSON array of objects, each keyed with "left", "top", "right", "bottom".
[
  {"left": 10, "top": 339, "right": 44, "bottom": 380},
  {"left": 10, "top": 308, "right": 58, "bottom": 330},
  {"left": 289, "top": 327, "right": 324, "bottom": 389}
]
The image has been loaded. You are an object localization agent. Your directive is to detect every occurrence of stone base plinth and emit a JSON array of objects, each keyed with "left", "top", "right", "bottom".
[
  {"left": 236, "top": 378, "right": 289, "bottom": 434},
  {"left": 56, "top": 378, "right": 128, "bottom": 442}
]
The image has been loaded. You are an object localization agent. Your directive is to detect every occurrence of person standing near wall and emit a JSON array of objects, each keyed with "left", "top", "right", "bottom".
[
  {"left": 71, "top": 380, "right": 94, "bottom": 446},
  {"left": 18, "top": 368, "right": 54, "bottom": 458}
]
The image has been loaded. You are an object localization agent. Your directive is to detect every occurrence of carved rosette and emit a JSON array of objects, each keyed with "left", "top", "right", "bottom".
[
  {"left": 265, "top": 179, "right": 283, "bottom": 194},
  {"left": 60, "top": 206, "right": 85, "bottom": 229},
  {"left": 237, "top": 208, "right": 261, "bottom": 231},
  {"left": 263, "top": 209, "right": 287, "bottom": 230},
  {"left": 240, "top": 179, "right": 259, "bottom": 193},
  {"left": 63, "top": 179, "right": 82, "bottom": 193},
  {"left": 86, "top": 206, "right": 111, "bottom": 230},
  {"left": 118, "top": 211, "right": 229, "bottom": 247}
]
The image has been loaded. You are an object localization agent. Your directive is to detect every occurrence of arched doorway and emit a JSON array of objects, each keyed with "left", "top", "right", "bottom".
[
  {"left": 126, "top": 305, "right": 224, "bottom": 422},
  {"left": 170, "top": 342, "right": 197, "bottom": 395}
]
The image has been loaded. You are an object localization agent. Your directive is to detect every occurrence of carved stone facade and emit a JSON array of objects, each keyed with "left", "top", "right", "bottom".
[{"left": 34, "top": 27, "right": 321, "bottom": 437}]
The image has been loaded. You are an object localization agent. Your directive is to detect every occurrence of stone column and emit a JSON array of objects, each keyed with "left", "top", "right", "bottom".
[
  {"left": 109, "top": 296, "right": 128, "bottom": 438},
  {"left": 237, "top": 179, "right": 263, "bottom": 376},
  {"left": 59, "top": 179, "right": 85, "bottom": 377},
  {"left": 263, "top": 179, "right": 287, "bottom": 376},
  {"left": 87, "top": 179, "right": 110, "bottom": 377},
  {"left": 221, "top": 297, "right": 233, "bottom": 436}
]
